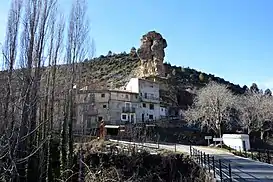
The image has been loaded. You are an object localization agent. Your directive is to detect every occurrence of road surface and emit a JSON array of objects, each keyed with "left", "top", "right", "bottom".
[{"left": 110, "top": 140, "right": 273, "bottom": 182}]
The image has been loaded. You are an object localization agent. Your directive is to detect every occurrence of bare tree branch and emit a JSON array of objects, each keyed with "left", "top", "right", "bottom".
[{"left": 184, "top": 81, "right": 238, "bottom": 136}]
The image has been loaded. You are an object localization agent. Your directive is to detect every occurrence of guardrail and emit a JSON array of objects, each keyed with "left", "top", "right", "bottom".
[
  {"left": 190, "top": 146, "right": 232, "bottom": 182},
  {"left": 230, "top": 147, "right": 273, "bottom": 164}
]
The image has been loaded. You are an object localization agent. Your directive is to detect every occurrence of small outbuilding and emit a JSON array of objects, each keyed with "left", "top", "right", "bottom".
[{"left": 222, "top": 134, "right": 250, "bottom": 151}]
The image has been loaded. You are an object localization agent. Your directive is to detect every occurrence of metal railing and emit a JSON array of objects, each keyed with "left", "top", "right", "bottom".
[
  {"left": 122, "top": 107, "right": 136, "bottom": 113},
  {"left": 190, "top": 146, "right": 232, "bottom": 182},
  {"left": 140, "top": 95, "right": 160, "bottom": 101},
  {"left": 230, "top": 147, "right": 273, "bottom": 164}
]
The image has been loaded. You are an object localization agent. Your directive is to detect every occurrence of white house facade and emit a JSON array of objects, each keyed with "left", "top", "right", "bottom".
[
  {"left": 126, "top": 78, "right": 162, "bottom": 122},
  {"left": 160, "top": 106, "right": 167, "bottom": 117}
]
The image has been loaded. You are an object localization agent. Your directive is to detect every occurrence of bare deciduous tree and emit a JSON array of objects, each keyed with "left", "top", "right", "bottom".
[
  {"left": 258, "top": 95, "right": 273, "bottom": 140},
  {"left": 0, "top": 0, "right": 64, "bottom": 181},
  {"left": 240, "top": 91, "right": 273, "bottom": 140},
  {"left": 0, "top": 0, "right": 22, "bottom": 180},
  {"left": 59, "top": 0, "right": 94, "bottom": 179},
  {"left": 0, "top": 0, "right": 94, "bottom": 181},
  {"left": 238, "top": 92, "right": 262, "bottom": 135},
  {"left": 184, "top": 82, "right": 238, "bottom": 137}
]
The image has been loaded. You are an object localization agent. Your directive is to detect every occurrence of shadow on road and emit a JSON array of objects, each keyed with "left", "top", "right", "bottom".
[{"left": 214, "top": 154, "right": 273, "bottom": 181}]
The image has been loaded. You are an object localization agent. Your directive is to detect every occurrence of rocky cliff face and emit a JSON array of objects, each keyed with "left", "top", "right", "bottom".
[{"left": 136, "top": 31, "right": 167, "bottom": 78}]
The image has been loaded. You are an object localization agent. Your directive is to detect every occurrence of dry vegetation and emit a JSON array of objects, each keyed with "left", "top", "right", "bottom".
[{"left": 71, "top": 140, "right": 212, "bottom": 182}]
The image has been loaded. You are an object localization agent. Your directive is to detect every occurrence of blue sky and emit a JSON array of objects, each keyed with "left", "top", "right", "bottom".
[{"left": 1, "top": 0, "right": 273, "bottom": 90}]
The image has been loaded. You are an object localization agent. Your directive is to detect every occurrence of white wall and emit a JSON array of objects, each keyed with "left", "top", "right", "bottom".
[
  {"left": 126, "top": 78, "right": 139, "bottom": 93},
  {"left": 222, "top": 134, "right": 250, "bottom": 151},
  {"left": 125, "top": 78, "right": 161, "bottom": 123},
  {"left": 139, "top": 103, "right": 160, "bottom": 121},
  {"left": 139, "top": 79, "right": 160, "bottom": 103},
  {"left": 160, "top": 107, "right": 166, "bottom": 117}
]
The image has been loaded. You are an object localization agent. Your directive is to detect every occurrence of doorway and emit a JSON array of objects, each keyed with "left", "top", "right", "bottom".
[{"left": 130, "top": 114, "right": 135, "bottom": 124}]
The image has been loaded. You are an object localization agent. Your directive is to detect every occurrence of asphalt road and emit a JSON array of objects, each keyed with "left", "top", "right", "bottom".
[
  {"left": 194, "top": 146, "right": 273, "bottom": 182},
  {"left": 110, "top": 140, "right": 273, "bottom": 182}
]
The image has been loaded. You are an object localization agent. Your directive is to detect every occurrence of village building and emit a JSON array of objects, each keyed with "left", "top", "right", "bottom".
[
  {"left": 74, "top": 78, "right": 167, "bottom": 134},
  {"left": 75, "top": 88, "right": 138, "bottom": 134},
  {"left": 126, "top": 78, "right": 163, "bottom": 122}
]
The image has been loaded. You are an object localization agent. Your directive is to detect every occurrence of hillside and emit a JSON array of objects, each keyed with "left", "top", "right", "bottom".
[
  {"left": 52, "top": 52, "right": 246, "bottom": 109},
  {"left": 0, "top": 30, "right": 247, "bottom": 111},
  {"left": 0, "top": 52, "right": 246, "bottom": 110}
]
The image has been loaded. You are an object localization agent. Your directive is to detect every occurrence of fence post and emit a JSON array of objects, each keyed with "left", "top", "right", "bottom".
[
  {"left": 267, "top": 150, "right": 270, "bottom": 164},
  {"left": 239, "top": 146, "right": 242, "bottom": 156},
  {"left": 207, "top": 154, "right": 210, "bottom": 172},
  {"left": 190, "top": 145, "right": 192, "bottom": 157},
  {"left": 203, "top": 152, "right": 206, "bottom": 166},
  {"left": 193, "top": 148, "right": 196, "bottom": 159},
  {"left": 199, "top": 151, "right": 201, "bottom": 165},
  {"left": 197, "top": 150, "right": 199, "bottom": 164},
  {"left": 201, "top": 151, "right": 203, "bottom": 166},
  {"left": 212, "top": 156, "right": 216, "bottom": 178},
  {"left": 228, "top": 163, "right": 232, "bottom": 182},
  {"left": 219, "top": 159, "right": 223, "bottom": 182},
  {"left": 196, "top": 150, "right": 198, "bottom": 163},
  {"left": 251, "top": 150, "right": 254, "bottom": 159}
]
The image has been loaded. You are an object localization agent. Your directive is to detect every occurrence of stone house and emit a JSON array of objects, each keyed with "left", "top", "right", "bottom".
[
  {"left": 74, "top": 77, "right": 167, "bottom": 134},
  {"left": 125, "top": 78, "right": 162, "bottom": 122},
  {"left": 75, "top": 88, "right": 139, "bottom": 134}
]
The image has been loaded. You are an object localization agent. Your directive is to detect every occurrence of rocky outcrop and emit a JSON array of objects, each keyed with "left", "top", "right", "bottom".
[
  {"left": 130, "top": 47, "right": 137, "bottom": 57},
  {"left": 136, "top": 31, "right": 167, "bottom": 77}
]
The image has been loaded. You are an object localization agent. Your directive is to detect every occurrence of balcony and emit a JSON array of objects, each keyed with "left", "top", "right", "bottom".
[
  {"left": 140, "top": 95, "right": 160, "bottom": 102},
  {"left": 122, "top": 106, "right": 136, "bottom": 113},
  {"left": 145, "top": 96, "right": 159, "bottom": 100}
]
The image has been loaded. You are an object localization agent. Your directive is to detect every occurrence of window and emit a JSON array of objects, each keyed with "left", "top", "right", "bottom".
[
  {"left": 121, "top": 114, "right": 127, "bottom": 120},
  {"left": 150, "top": 104, "right": 154, "bottom": 110},
  {"left": 130, "top": 114, "right": 135, "bottom": 123},
  {"left": 125, "top": 102, "right": 131, "bottom": 108},
  {"left": 144, "top": 93, "right": 147, "bottom": 98},
  {"left": 142, "top": 103, "right": 146, "bottom": 108},
  {"left": 149, "top": 115, "right": 153, "bottom": 120},
  {"left": 101, "top": 93, "right": 105, "bottom": 97},
  {"left": 98, "top": 116, "right": 103, "bottom": 121},
  {"left": 125, "top": 94, "right": 129, "bottom": 99},
  {"left": 103, "top": 104, "right": 107, "bottom": 108},
  {"left": 135, "top": 95, "right": 138, "bottom": 99}
]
